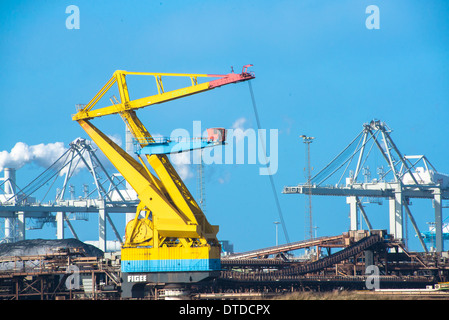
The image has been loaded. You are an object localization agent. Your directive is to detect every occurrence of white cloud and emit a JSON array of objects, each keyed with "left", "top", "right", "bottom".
[
  {"left": 218, "top": 171, "right": 231, "bottom": 184},
  {"left": 231, "top": 117, "right": 250, "bottom": 142},
  {"left": 0, "top": 142, "right": 67, "bottom": 171},
  {"left": 232, "top": 117, "right": 247, "bottom": 130}
]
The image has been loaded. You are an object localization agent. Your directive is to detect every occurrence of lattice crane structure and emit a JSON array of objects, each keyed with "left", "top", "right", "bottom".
[{"left": 284, "top": 120, "right": 449, "bottom": 253}]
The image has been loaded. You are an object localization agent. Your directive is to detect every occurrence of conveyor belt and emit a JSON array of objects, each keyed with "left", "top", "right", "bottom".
[
  {"left": 224, "top": 234, "right": 345, "bottom": 260},
  {"left": 221, "top": 258, "right": 287, "bottom": 267},
  {"left": 281, "top": 234, "right": 381, "bottom": 276},
  {"left": 221, "top": 234, "right": 382, "bottom": 281}
]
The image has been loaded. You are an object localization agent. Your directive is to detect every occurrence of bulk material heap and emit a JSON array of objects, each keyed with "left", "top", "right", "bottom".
[{"left": 72, "top": 66, "right": 254, "bottom": 298}]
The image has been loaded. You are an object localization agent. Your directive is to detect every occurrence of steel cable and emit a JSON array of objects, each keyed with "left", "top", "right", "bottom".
[{"left": 248, "top": 80, "right": 290, "bottom": 244}]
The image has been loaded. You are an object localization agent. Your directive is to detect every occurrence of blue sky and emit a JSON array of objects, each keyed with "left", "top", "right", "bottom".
[{"left": 1, "top": 1, "right": 448, "bottom": 252}]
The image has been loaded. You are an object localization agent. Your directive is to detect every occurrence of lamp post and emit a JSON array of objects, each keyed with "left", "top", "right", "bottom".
[
  {"left": 274, "top": 221, "right": 280, "bottom": 246},
  {"left": 300, "top": 135, "right": 315, "bottom": 240}
]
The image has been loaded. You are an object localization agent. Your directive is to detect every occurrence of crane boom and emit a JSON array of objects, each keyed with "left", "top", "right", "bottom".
[
  {"left": 72, "top": 65, "right": 254, "bottom": 298},
  {"left": 72, "top": 66, "right": 254, "bottom": 122}
]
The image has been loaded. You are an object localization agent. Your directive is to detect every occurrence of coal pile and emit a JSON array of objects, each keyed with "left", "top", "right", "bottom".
[{"left": 0, "top": 238, "right": 104, "bottom": 258}]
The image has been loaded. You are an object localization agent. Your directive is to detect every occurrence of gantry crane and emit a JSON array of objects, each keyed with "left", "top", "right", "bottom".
[{"left": 72, "top": 65, "right": 254, "bottom": 297}]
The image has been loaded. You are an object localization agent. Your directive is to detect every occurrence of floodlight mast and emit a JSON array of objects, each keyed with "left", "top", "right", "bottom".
[{"left": 300, "top": 135, "right": 315, "bottom": 240}]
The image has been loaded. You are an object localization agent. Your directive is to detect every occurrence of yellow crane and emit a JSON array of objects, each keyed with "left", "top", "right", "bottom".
[{"left": 72, "top": 65, "right": 254, "bottom": 297}]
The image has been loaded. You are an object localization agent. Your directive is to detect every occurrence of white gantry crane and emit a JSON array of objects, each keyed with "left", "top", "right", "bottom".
[{"left": 284, "top": 120, "right": 449, "bottom": 253}]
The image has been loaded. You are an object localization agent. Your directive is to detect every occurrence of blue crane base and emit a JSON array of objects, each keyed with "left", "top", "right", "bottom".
[{"left": 121, "top": 271, "right": 220, "bottom": 298}]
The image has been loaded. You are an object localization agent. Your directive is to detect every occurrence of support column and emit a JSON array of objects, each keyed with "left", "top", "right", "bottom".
[
  {"left": 4, "top": 216, "right": 14, "bottom": 242},
  {"left": 364, "top": 249, "right": 374, "bottom": 270},
  {"left": 389, "top": 189, "right": 404, "bottom": 242},
  {"left": 17, "top": 212, "right": 25, "bottom": 241},
  {"left": 126, "top": 212, "right": 135, "bottom": 225},
  {"left": 98, "top": 200, "right": 106, "bottom": 252},
  {"left": 56, "top": 212, "right": 64, "bottom": 239},
  {"left": 347, "top": 196, "right": 358, "bottom": 230},
  {"left": 434, "top": 189, "right": 443, "bottom": 252}
]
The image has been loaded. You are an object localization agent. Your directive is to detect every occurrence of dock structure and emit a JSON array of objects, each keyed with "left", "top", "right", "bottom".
[{"left": 0, "top": 230, "right": 448, "bottom": 300}]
